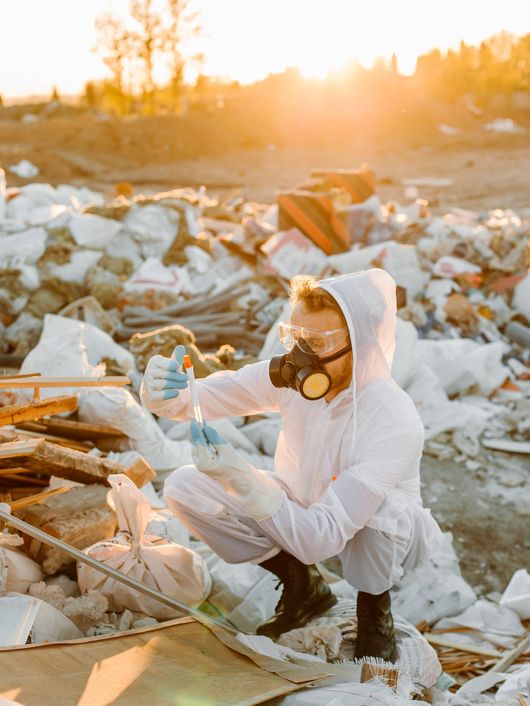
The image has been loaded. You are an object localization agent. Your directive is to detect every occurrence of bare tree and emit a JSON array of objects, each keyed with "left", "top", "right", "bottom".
[
  {"left": 163, "top": 0, "right": 203, "bottom": 112},
  {"left": 128, "top": 0, "right": 165, "bottom": 112},
  {"left": 95, "top": 13, "right": 131, "bottom": 111}
]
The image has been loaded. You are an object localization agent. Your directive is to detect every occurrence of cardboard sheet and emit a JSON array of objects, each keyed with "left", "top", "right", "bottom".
[{"left": 0, "top": 617, "right": 329, "bottom": 706}]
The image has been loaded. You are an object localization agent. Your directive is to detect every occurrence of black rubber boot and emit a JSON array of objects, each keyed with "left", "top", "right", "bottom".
[
  {"left": 256, "top": 550, "right": 337, "bottom": 640},
  {"left": 354, "top": 590, "right": 398, "bottom": 663}
]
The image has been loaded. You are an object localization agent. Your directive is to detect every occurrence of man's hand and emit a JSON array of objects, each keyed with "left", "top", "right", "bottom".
[
  {"left": 191, "top": 420, "right": 284, "bottom": 521},
  {"left": 141, "top": 344, "right": 188, "bottom": 411}
]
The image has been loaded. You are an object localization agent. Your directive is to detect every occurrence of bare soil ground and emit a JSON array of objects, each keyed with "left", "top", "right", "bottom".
[{"left": 1, "top": 108, "right": 528, "bottom": 595}]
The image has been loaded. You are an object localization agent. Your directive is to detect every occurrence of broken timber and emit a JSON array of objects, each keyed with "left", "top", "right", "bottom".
[
  {"left": 0, "top": 439, "right": 118, "bottom": 484},
  {"left": 0, "top": 438, "right": 155, "bottom": 486},
  {"left": 0, "top": 376, "right": 130, "bottom": 389},
  {"left": 0, "top": 396, "right": 78, "bottom": 426},
  {"left": 17, "top": 417, "right": 126, "bottom": 442}
]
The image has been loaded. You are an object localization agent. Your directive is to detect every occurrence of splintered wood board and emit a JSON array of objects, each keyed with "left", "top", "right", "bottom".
[
  {"left": 18, "top": 417, "right": 126, "bottom": 441},
  {"left": 3, "top": 428, "right": 92, "bottom": 453},
  {"left": 0, "top": 397, "right": 78, "bottom": 426},
  {"left": 0, "top": 376, "right": 130, "bottom": 389},
  {"left": 0, "top": 438, "right": 122, "bottom": 485}
]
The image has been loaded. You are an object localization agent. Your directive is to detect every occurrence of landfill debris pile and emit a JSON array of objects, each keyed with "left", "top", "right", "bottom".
[{"left": 0, "top": 165, "right": 529, "bottom": 705}]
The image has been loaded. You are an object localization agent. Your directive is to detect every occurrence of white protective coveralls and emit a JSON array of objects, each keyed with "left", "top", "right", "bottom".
[{"left": 142, "top": 269, "right": 443, "bottom": 594}]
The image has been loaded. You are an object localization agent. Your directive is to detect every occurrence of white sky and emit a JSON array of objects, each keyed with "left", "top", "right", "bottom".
[{"left": 1, "top": 0, "right": 529, "bottom": 98}]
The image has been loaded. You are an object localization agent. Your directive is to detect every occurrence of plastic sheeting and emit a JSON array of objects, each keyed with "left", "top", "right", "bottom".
[{"left": 391, "top": 533, "right": 476, "bottom": 626}]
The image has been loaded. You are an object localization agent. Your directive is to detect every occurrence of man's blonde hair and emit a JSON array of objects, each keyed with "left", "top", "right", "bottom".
[{"left": 289, "top": 275, "right": 345, "bottom": 322}]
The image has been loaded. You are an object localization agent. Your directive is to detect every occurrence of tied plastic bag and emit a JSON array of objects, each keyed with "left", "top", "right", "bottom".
[{"left": 77, "top": 474, "right": 211, "bottom": 620}]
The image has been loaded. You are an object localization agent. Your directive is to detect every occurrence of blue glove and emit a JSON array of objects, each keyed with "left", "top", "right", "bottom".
[{"left": 141, "top": 344, "right": 189, "bottom": 411}]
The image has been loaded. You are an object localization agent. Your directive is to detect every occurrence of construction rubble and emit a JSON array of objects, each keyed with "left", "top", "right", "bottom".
[{"left": 0, "top": 166, "right": 529, "bottom": 706}]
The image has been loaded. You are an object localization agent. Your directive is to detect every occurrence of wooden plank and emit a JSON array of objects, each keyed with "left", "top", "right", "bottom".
[
  {"left": 424, "top": 634, "right": 502, "bottom": 657},
  {"left": 18, "top": 417, "right": 126, "bottom": 441},
  {"left": 0, "top": 376, "right": 130, "bottom": 389},
  {"left": 10, "top": 428, "right": 94, "bottom": 453},
  {"left": 122, "top": 456, "right": 156, "bottom": 487},
  {"left": 0, "top": 438, "right": 124, "bottom": 485},
  {"left": 0, "top": 396, "right": 78, "bottom": 426},
  {"left": 9, "top": 487, "right": 70, "bottom": 511},
  {"left": 489, "top": 634, "right": 530, "bottom": 672},
  {"left": 1, "top": 427, "right": 92, "bottom": 452},
  {"left": 360, "top": 663, "right": 399, "bottom": 688},
  {"left": 0, "top": 467, "right": 39, "bottom": 475},
  {"left": 0, "top": 474, "right": 49, "bottom": 486}
]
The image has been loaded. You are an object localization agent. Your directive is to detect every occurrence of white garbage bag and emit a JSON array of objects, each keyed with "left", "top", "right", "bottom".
[
  {"left": 69, "top": 213, "right": 122, "bottom": 249},
  {"left": 0, "top": 227, "right": 47, "bottom": 264},
  {"left": 0, "top": 531, "right": 43, "bottom": 594},
  {"left": 416, "top": 339, "right": 508, "bottom": 396},
  {"left": 434, "top": 598, "right": 525, "bottom": 649},
  {"left": 124, "top": 257, "right": 192, "bottom": 294},
  {"left": 391, "top": 533, "right": 476, "bottom": 626},
  {"left": 20, "top": 327, "right": 97, "bottom": 401},
  {"left": 77, "top": 474, "right": 211, "bottom": 619},
  {"left": 513, "top": 274, "right": 530, "bottom": 321},
  {"left": 9, "top": 160, "right": 39, "bottom": 179},
  {"left": 500, "top": 569, "right": 530, "bottom": 620},
  {"left": 48, "top": 250, "right": 102, "bottom": 284},
  {"left": 42, "top": 314, "right": 135, "bottom": 372},
  {"left": 0, "top": 167, "right": 6, "bottom": 221},
  {"left": 123, "top": 204, "right": 179, "bottom": 258}
]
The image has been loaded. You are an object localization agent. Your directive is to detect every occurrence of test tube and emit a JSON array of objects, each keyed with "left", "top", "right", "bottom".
[{"left": 183, "top": 354, "right": 204, "bottom": 427}]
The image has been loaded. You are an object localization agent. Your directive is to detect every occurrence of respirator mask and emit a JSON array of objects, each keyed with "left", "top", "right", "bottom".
[{"left": 269, "top": 320, "right": 352, "bottom": 400}]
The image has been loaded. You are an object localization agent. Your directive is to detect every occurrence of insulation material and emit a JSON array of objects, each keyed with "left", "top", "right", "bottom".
[{"left": 78, "top": 475, "right": 211, "bottom": 619}]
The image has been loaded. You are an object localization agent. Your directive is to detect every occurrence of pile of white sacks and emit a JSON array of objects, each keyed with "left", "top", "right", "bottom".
[{"left": 1, "top": 169, "right": 529, "bottom": 704}]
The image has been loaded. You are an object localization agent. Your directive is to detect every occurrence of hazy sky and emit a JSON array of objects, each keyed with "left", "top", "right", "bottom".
[{"left": 1, "top": 0, "right": 529, "bottom": 98}]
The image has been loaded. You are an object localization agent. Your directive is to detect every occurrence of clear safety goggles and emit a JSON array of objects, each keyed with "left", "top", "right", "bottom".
[{"left": 277, "top": 320, "right": 350, "bottom": 356}]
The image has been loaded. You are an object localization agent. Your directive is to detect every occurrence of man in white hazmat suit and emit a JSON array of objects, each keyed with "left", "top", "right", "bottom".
[{"left": 141, "top": 269, "right": 442, "bottom": 661}]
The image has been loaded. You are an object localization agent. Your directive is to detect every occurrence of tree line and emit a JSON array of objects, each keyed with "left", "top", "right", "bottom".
[
  {"left": 88, "top": 0, "right": 202, "bottom": 115},
  {"left": 86, "top": 7, "right": 530, "bottom": 117}
]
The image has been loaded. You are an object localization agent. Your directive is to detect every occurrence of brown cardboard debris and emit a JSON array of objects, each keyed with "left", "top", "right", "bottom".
[
  {"left": 443, "top": 293, "right": 480, "bottom": 335},
  {"left": 0, "top": 617, "right": 326, "bottom": 706}
]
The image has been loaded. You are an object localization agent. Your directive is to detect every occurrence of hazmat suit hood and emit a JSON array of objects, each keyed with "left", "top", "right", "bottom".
[{"left": 318, "top": 268, "right": 397, "bottom": 394}]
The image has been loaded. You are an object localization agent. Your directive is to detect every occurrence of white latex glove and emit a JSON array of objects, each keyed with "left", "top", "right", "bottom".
[
  {"left": 141, "top": 344, "right": 188, "bottom": 413},
  {"left": 191, "top": 420, "right": 284, "bottom": 521}
]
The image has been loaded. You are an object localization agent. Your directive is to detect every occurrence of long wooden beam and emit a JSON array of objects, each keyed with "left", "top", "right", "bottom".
[
  {"left": 0, "top": 396, "right": 78, "bottom": 426},
  {"left": 0, "top": 376, "right": 130, "bottom": 389},
  {"left": 0, "top": 438, "right": 123, "bottom": 484}
]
